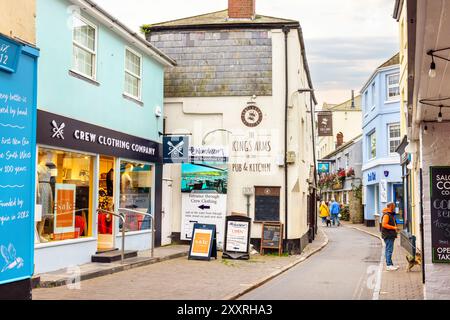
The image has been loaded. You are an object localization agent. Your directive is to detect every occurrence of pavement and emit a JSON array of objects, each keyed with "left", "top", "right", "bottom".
[
  {"left": 32, "top": 229, "right": 329, "bottom": 300},
  {"left": 34, "top": 245, "right": 190, "bottom": 288},
  {"left": 341, "top": 221, "right": 424, "bottom": 300},
  {"left": 240, "top": 224, "right": 382, "bottom": 300}
]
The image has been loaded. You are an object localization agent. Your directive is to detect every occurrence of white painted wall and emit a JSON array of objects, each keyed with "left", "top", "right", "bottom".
[{"left": 163, "top": 28, "right": 314, "bottom": 241}]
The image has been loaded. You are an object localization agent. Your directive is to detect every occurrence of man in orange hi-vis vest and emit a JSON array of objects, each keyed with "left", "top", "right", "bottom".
[{"left": 381, "top": 202, "right": 400, "bottom": 271}]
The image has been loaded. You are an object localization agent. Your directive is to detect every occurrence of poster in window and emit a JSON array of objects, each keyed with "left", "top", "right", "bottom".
[{"left": 54, "top": 184, "right": 76, "bottom": 235}]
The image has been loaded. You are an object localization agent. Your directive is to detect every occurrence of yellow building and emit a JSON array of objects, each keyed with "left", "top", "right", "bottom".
[
  {"left": 0, "top": 0, "right": 36, "bottom": 44},
  {"left": 393, "top": 0, "right": 422, "bottom": 268},
  {"left": 317, "top": 92, "right": 362, "bottom": 160}
]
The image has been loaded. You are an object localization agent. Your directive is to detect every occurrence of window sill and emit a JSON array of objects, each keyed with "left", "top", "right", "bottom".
[
  {"left": 69, "top": 70, "right": 100, "bottom": 87},
  {"left": 384, "top": 99, "right": 400, "bottom": 104},
  {"left": 123, "top": 93, "right": 144, "bottom": 106},
  {"left": 35, "top": 237, "right": 96, "bottom": 249}
]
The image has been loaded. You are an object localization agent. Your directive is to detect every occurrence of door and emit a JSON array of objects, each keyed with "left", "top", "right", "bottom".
[
  {"left": 97, "top": 156, "right": 115, "bottom": 251},
  {"left": 161, "top": 179, "right": 173, "bottom": 246}
]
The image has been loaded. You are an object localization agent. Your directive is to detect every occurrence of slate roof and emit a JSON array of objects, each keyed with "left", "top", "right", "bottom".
[
  {"left": 322, "top": 95, "right": 362, "bottom": 112},
  {"left": 145, "top": 9, "right": 299, "bottom": 31}
]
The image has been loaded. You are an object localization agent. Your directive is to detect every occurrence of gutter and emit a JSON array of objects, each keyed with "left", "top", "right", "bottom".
[
  {"left": 71, "top": 0, "right": 177, "bottom": 67},
  {"left": 283, "top": 26, "right": 290, "bottom": 251}
]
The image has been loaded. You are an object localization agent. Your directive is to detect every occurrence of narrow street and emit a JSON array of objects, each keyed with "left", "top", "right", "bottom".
[{"left": 240, "top": 226, "right": 381, "bottom": 300}]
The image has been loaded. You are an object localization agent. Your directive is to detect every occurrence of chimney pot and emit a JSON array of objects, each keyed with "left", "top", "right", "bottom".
[{"left": 228, "top": 0, "right": 256, "bottom": 19}]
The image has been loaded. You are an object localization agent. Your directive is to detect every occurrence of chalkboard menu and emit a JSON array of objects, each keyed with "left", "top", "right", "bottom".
[
  {"left": 430, "top": 167, "right": 450, "bottom": 263},
  {"left": 260, "top": 222, "right": 283, "bottom": 256},
  {"left": 0, "top": 36, "right": 39, "bottom": 286},
  {"left": 255, "top": 186, "right": 280, "bottom": 222}
]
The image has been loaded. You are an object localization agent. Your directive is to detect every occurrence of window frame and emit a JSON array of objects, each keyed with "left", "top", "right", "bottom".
[
  {"left": 386, "top": 73, "right": 400, "bottom": 101},
  {"left": 124, "top": 47, "right": 143, "bottom": 101},
  {"left": 71, "top": 14, "right": 98, "bottom": 81},
  {"left": 388, "top": 122, "right": 401, "bottom": 155},
  {"left": 371, "top": 82, "right": 376, "bottom": 107},
  {"left": 368, "top": 130, "right": 376, "bottom": 160}
]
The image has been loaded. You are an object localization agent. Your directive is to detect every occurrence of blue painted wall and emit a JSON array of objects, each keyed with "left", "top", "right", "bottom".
[
  {"left": 361, "top": 65, "right": 402, "bottom": 221},
  {"left": 0, "top": 38, "right": 39, "bottom": 285},
  {"left": 36, "top": 0, "right": 165, "bottom": 142}
]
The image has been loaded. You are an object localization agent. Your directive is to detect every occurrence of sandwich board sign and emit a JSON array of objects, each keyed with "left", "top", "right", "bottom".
[
  {"left": 188, "top": 223, "right": 217, "bottom": 261},
  {"left": 222, "top": 214, "right": 251, "bottom": 260}
]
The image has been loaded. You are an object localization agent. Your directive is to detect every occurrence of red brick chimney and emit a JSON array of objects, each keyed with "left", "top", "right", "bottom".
[
  {"left": 228, "top": 0, "right": 256, "bottom": 19},
  {"left": 336, "top": 132, "right": 344, "bottom": 148}
]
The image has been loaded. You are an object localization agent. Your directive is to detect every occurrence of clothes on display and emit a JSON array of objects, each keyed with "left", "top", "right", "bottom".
[{"left": 106, "top": 168, "right": 114, "bottom": 196}]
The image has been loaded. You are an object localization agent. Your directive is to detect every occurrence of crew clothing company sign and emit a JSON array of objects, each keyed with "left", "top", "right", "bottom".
[
  {"left": 430, "top": 167, "right": 450, "bottom": 263},
  {"left": 37, "top": 110, "right": 161, "bottom": 163}
]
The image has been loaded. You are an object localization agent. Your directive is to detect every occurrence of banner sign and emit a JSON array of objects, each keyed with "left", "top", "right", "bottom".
[
  {"left": 0, "top": 37, "right": 39, "bottom": 286},
  {"left": 163, "top": 136, "right": 189, "bottom": 163},
  {"left": 430, "top": 167, "right": 450, "bottom": 263},
  {"left": 317, "top": 162, "right": 330, "bottom": 174},
  {"left": 37, "top": 110, "right": 161, "bottom": 163},
  {"left": 318, "top": 112, "right": 333, "bottom": 137},
  {"left": 188, "top": 223, "right": 217, "bottom": 261},
  {"left": 223, "top": 215, "right": 251, "bottom": 260},
  {"left": 180, "top": 163, "right": 228, "bottom": 248},
  {"left": 189, "top": 145, "right": 228, "bottom": 163}
]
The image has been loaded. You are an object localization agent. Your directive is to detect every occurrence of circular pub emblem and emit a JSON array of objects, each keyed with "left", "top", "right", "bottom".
[{"left": 241, "top": 105, "right": 263, "bottom": 127}]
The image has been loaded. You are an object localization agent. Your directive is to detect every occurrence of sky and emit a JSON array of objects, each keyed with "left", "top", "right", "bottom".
[{"left": 95, "top": 0, "right": 399, "bottom": 106}]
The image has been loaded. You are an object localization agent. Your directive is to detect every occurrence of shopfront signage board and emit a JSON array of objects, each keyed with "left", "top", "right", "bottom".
[
  {"left": 223, "top": 215, "right": 251, "bottom": 260},
  {"left": 0, "top": 36, "right": 38, "bottom": 288},
  {"left": 37, "top": 110, "right": 161, "bottom": 163},
  {"left": 188, "top": 223, "right": 217, "bottom": 261},
  {"left": 260, "top": 222, "right": 283, "bottom": 256},
  {"left": 430, "top": 166, "right": 450, "bottom": 263},
  {"left": 318, "top": 162, "right": 330, "bottom": 174}
]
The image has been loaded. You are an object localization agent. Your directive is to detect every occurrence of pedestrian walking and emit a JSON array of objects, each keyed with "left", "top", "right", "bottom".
[
  {"left": 329, "top": 199, "right": 341, "bottom": 226},
  {"left": 319, "top": 201, "right": 330, "bottom": 226},
  {"left": 381, "top": 202, "right": 400, "bottom": 271}
]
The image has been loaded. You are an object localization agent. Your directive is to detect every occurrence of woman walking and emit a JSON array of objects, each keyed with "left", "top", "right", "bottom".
[{"left": 319, "top": 201, "right": 330, "bottom": 226}]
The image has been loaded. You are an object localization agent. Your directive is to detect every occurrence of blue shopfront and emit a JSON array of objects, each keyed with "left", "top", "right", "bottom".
[
  {"left": 0, "top": 34, "right": 39, "bottom": 299},
  {"left": 363, "top": 165, "right": 403, "bottom": 227}
]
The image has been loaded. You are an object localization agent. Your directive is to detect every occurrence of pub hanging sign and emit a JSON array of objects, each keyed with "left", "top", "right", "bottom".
[{"left": 430, "top": 166, "right": 450, "bottom": 263}]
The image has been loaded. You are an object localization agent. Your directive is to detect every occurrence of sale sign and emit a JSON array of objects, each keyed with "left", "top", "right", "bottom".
[
  {"left": 54, "top": 184, "right": 76, "bottom": 234},
  {"left": 188, "top": 224, "right": 217, "bottom": 261}
]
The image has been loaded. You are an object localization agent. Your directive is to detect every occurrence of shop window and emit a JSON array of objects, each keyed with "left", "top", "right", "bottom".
[
  {"left": 36, "top": 148, "right": 94, "bottom": 243},
  {"left": 124, "top": 48, "right": 142, "bottom": 100},
  {"left": 119, "top": 161, "right": 153, "bottom": 232},
  {"left": 72, "top": 15, "right": 97, "bottom": 79}
]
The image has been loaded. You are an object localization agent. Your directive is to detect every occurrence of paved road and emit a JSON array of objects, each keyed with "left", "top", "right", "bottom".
[{"left": 240, "top": 226, "right": 382, "bottom": 300}]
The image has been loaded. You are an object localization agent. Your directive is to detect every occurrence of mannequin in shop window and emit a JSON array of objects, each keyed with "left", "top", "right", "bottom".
[
  {"left": 36, "top": 151, "right": 57, "bottom": 243},
  {"left": 120, "top": 164, "right": 135, "bottom": 230}
]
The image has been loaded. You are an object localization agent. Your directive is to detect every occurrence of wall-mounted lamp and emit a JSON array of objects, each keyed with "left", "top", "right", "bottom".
[
  {"left": 419, "top": 97, "right": 450, "bottom": 123},
  {"left": 427, "top": 48, "right": 450, "bottom": 79}
]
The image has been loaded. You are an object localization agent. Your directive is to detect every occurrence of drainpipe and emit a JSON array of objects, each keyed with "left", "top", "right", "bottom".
[{"left": 283, "top": 26, "right": 290, "bottom": 252}]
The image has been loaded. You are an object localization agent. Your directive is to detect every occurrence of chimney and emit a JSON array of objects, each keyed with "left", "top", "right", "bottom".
[
  {"left": 336, "top": 132, "right": 344, "bottom": 148},
  {"left": 351, "top": 90, "right": 355, "bottom": 109},
  {"left": 228, "top": 0, "right": 256, "bottom": 20}
]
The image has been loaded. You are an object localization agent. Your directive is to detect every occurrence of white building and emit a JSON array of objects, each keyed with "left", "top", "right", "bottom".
[{"left": 145, "top": 0, "right": 318, "bottom": 253}]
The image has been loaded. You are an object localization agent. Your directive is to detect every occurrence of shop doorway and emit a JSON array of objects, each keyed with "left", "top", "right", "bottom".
[
  {"left": 393, "top": 183, "right": 404, "bottom": 225},
  {"left": 161, "top": 179, "right": 173, "bottom": 246},
  {"left": 97, "top": 156, "right": 115, "bottom": 251}
]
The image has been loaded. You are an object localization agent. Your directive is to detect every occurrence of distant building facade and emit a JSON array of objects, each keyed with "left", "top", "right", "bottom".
[
  {"left": 361, "top": 54, "right": 402, "bottom": 227},
  {"left": 319, "top": 135, "right": 363, "bottom": 223},
  {"left": 317, "top": 92, "right": 362, "bottom": 159}
]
